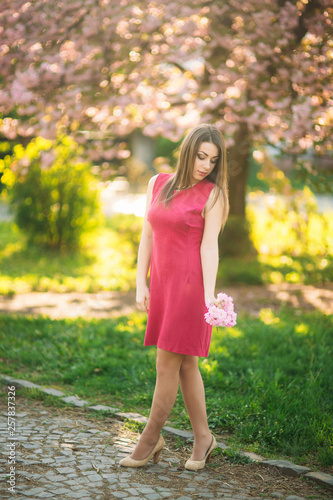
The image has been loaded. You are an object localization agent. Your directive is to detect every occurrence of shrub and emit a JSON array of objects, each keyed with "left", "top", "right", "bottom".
[{"left": 2, "top": 135, "right": 100, "bottom": 250}]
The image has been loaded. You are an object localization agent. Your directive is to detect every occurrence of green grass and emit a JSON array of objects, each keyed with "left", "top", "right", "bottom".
[
  {"left": 0, "top": 214, "right": 141, "bottom": 294},
  {"left": 1, "top": 309, "right": 332, "bottom": 468}
]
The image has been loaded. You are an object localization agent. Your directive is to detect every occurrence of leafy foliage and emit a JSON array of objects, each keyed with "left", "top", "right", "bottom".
[{"left": 2, "top": 136, "right": 100, "bottom": 250}]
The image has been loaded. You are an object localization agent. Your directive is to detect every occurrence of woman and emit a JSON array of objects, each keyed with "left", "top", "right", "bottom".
[{"left": 119, "top": 123, "right": 229, "bottom": 471}]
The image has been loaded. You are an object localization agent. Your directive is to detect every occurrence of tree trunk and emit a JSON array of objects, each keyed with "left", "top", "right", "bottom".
[
  {"left": 219, "top": 122, "right": 256, "bottom": 257},
  {"left": 227, "top": 122, "right": 251, "bottom": 217},
  {"left": 129, "top": 130, "right": 156, "bottom": 192}
]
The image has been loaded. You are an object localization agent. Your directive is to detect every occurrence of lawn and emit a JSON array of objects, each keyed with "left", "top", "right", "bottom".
[{"left": 1, "top": 308, "right": 332, "bottom": 468}]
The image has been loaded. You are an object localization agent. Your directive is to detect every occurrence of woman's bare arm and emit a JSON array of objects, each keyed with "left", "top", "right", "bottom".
[
  {"left": 200, "top": 188, "right": 224, "bottom": 305},
  {"left": 136, "top": 175, "right": 158, "bottom": 313}
]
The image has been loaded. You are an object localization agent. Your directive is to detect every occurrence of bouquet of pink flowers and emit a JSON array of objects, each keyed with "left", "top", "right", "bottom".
[{"left": 204, "top": 292, "right": 237, "bottom": 327}]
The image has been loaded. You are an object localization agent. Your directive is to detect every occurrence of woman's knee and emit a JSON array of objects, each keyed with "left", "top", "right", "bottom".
[
  {"left": 179, "top": 355, "right": 199, "bottom": 378},
  {"left": 156, "top": 348, "right": 184, "bottom": 378}
]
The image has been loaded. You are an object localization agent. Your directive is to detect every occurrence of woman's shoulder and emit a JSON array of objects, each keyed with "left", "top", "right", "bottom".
[
  {"left": 204, "top": 183, "right": 224, "bottom": 213},
  {"left": 147, "top": 172, "right": 173, "bottom": 197},
  {"left": 157, "top": 172, "right": 173, "bottom": 181},
  {"left": 150, "top": 172, "right": 172, "bottom": 188}
]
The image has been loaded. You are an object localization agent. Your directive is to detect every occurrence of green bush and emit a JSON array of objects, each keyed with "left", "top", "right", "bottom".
[{"left": 2, "top": 136, "right": 99, "bottom": 250}]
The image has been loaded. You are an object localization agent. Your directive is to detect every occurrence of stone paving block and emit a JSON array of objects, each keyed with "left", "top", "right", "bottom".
[
  {"left": 145, "top": 494, "right": 162, "bottom": 500},
  {"left": 49, "top": 487, "right": 72, "bottom": 495},
  {"left": 62, "top": 396, "right": 90, "bottom": 407},
  {"left": 54, "top": 457, "right": 75, "bottom": 463},
  {"left": 16, "top": 459, "right": 39, "bottom": 465},
  {"left": 35, "top": 493, "right": 54, "bottom": 498},
  {"left": 126, "top": 488, "right": 140, "bottom": 496},
  {"left": 76, "top": 432, "right": 94, "bottom": 438},
  {"left": 21, "top": 486, "right": 45, "bottom": 496},
  {"left": 55, "top": 466, "right": 77, "bottom": 474},
  {"left": 125, "top": 497, "right": 145, "bottom": 500},
  {"left": 285, "top": 496, "right": 306, "bottom": 500},
  {"left": 1, "top": 376, "right": 41, "bottom": 390},
  {"left": 240, "top": 450, "right": 264, "bottom": 461},
  {"left": 157, "top": 475, "right": 171, "bottom": 481},
  {"left": 82, "top": 470, "right": 99, "bottom": 475},
  {"left": 206, "top": 479, "right": 223, "bottom": 485},
  {"left": 304, "top": 470, "right": 333, "bottom": 489},
  {"left": 101, "top": 475, "right": 117, "bottom": 483},
  {"left": 86, "top": 474, "right": 104, "bottom": 482},
  {"left": 115, "top": 411, "right": 149, "bottom": 424},
  {"left": 194, "top": 474, "right": 211, "bottom": 481},
  {"left": 64, "top": 490, "right": 91, "bottom": 499},
  {"left": 104, "top": 446, "right": 117, "bottom": 454},
  {"left": 260, "top": 459, "right": 311, "bottom": 477},
  {"left": 76, "top": 476, "right": 94, "bottom": 484},
  {"left": 118, "top": 481, "right": 131, "bottom": 488},
  {"left": 94, "top": 458, "right": 116, "bottom": 466},
  {"left": 112, "top": 492, "right": 128, "bottom": 498},
  {"left": 118, "top": 472, "right": 134, "bottom": 479},
  {"left": 40, "top": 458, "right": 57, "bottom": 464},
  {"left": 40, "top": 387, "right": 65, "bottom": 397},
  {"left": 137, "top": 487, "right": 156, "bottom": 494},
  {"left": 162, "top": 425, "right": 193, "bottom": 440},
  {"left": 66, "top": 479, "right": 81, "bottom": 486},
  {"left": 88, "top": 404, "right": 120, "bottom": 412},
  {"left": 44, "top": 473, "right": 67, "bottom": 481},
  {"left": 77, "top": 464, "right": 95, "bottom": 472}
]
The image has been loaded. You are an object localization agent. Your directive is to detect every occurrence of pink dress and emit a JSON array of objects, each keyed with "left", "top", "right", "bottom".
[{"left": 144, "top": 172, "right": 215, "bottom": 357}]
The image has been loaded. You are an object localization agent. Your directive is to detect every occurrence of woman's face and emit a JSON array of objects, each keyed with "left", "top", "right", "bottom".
[{"left": 192, "top": 141, "right": 219, "bottom": 184}]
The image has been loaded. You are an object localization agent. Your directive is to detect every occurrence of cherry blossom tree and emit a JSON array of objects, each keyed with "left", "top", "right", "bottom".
[
  {"left": 138, "top": 0, "right": 333, "bottom": 216},
  {"left": 1, "top": 0, "right": 332, "bottom": 217}
]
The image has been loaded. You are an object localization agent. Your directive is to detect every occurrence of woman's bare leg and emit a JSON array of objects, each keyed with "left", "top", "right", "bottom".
[
  {"left": 179, "top": 356, "right": 212, "bottom": 461},
  {"left": 130, "top": 348, "right": 184, "bottom": 460}
]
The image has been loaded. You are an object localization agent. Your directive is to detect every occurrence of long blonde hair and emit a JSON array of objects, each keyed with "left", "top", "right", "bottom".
[{"left": 158, "top": 124, "right": 229, "bottom": 227}]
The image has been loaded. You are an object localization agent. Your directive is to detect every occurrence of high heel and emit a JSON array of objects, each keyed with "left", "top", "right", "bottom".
[
  {"left": 185, "top": 435, "right": 216, "bottom": 471},
  {"left": 119, "top": 435, "right": 165, "bottom": 468}
]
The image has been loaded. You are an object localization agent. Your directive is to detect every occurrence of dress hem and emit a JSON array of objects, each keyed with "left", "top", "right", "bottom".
[{"left": 143, "top": 341, "right": 209, "bottom": 358}]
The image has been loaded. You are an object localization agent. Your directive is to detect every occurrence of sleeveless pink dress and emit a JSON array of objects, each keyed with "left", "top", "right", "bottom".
[{"left": 144, "top": 172, "right": 215, "bottom": 357}]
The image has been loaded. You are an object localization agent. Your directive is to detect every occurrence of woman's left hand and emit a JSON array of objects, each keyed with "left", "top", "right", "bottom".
[{"left": 205, "top": 295, "right": 215, "bottom": 307}]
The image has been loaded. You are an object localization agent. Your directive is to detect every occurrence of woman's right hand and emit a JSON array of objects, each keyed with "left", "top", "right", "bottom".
[{"left": 136, "top": 285, "right": 150, "bottom": 313}]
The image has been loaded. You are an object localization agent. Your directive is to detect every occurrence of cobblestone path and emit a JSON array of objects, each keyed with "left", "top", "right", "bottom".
[{"left": 1, "top": 397, "right": 332, "bottom": 500}]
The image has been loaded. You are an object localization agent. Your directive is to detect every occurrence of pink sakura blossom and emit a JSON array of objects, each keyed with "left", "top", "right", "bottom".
[
  {"left": 204, "top": 293, "right": 237, "bottom": 328},
  {"left": 0, "top": 0, "right": 331, "bottom": 164}
]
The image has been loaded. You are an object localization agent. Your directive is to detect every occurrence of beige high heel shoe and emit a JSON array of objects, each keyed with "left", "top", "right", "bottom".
[
  {"left": 119, "top": 435, "right": 165, "bottom": 468},
  {"left": 185, "top": 435, "right": 216, "bottom": 471}
]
